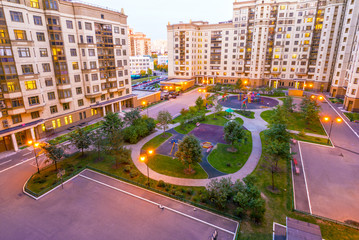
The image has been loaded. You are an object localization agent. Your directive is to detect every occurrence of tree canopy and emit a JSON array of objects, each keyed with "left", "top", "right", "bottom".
[
  {"left": 157, "top": 110, "right": 172, "bottom": 134},
  {"left": 69, "top": 127, "right": 91, "bottom": 156},
  {"left": 224, "top": 121, "right": 246, "bottom": 151},
  {"left": 175, "top": 135, "right": 202, "bottom": 173}
]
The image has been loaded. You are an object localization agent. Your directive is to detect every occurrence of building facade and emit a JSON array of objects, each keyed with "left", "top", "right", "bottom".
[
  {"left": 128, "top": 28, "right": 151, "bottom": 56},
  {"left": 129, "top": 56, "right": 154, "bottom": 75},
  {"left": 157, "top": 55, "right": 168, "bottom": 65},
  {"left": 152, "top": 39, "right": 167, "bottom": 55},
  {"left": 167, "top": 0, "right": 359, "bottom": 108},
  {"left": 0, "top": 0, "right": 134, "bottom": 152}
]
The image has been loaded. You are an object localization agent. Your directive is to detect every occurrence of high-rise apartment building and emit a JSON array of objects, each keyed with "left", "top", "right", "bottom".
[
  {"left": 128, "top": 28, "right": 151, "bottom": 56},
  {"left": 0, "top": 0, "right": 134, "bottom": 152},
  {"left": 168, "top": 0, "right": 359, "bottom": 111}
]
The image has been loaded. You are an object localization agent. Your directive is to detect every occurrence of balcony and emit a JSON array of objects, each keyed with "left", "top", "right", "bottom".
[
  {"left": 3, "top": 91, "right": 22, "bottom": 99},
  {"left": 25, "top": 102, "right": 46, "bottom": 112},
  {"left": 11, "top": 39, "right": 34, "bottom": 47},
  {"left": 59, "top": 97, "right": 73, "bottom": 104}
]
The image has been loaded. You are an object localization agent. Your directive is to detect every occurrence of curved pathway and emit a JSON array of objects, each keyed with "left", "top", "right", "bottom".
[{"left": 129, "top": 97, "right": 279, "bottom": 187}]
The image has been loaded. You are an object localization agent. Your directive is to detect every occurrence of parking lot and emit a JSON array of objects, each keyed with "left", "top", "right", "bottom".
[{"left": 1, "top": 169, "right": 238, "bottom": 240}]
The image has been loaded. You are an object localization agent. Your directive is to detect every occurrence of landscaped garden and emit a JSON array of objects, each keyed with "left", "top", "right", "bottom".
[
  {"left": 235, "top": 110, "right": 255, "bottom": 119},
  {"left": 344, "top": 112, "right": 359, "bottom": 122}
]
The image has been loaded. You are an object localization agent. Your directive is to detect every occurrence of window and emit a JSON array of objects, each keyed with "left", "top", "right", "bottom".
[
  {"left": 48, "top": 92, "right": 55, "bottom": 100},
  {"left": 36, "top": 32, "right": 45, "bottom": 41},
  {"left": 58, "top": 89, "right": 72, "bottom": 99},
  {"left": 25, "top": 80, "right": 37, "bottom": 90},
  {"left": 78, "top": 21, "right": 82, "bottom": 29},
  {"left": 76, "top": 87, "right": 82, "bottom": 94},
  {"left": 93, "top": 85, "right": 99, "bottom": 92},
  {"left": 63, "top": 103, "right": 70, "bottom": 110},
  {"left": 68, "top": 35, "right": 75, "bottom": 43},
  {"left": 70, "top": 49, "right": 77, "bottom": 56},
  {"left": 18, "top": 48, "right": 30, "bottom": 57},
  {"left": 88, "top": 49, "right": 95, "bottom": 56},
  {"left": 74, "top": 75, "right": 81, "bottom": 82},
  {"left": 45, "top": 0, "right": 58, "bottom": 10},
  {"left": 121, "top": 28, "right": 125, "bottom": 35},
  {"left": 72, "top": 62, "right": 79, "bottom": 70},
  {"left": 87, "top": 36, "right": 94, "bottom": 43},
  {"left": 78, "top": 99, "right": 84, "bottom": 106},
  {"left": 30, "top": 0, "right": 39, "bottom": 8},
  {"left": 31, "top": 111, "right": 40, "bottom": 119},
  {"left": 90, "top": 98, "right": 96, "bottom": 103},
  {"left": 14, "top": 30, "right": 26, "bottom": 40},
  {"left": 66, "top": 20, "right": 73, "bottom": 29},
  {"left": 85, "top": 22, "right": 92, "bottom": 30},
  {"left": 50, "top": 105, "right": 58, "bottom": 113},
  {"left": 351, "top": 89, "right": 356, "bottom": 95},
  {"left": 45, "top": 78, "right": 53, "bottom": 86},
  {"left": 21, "top": 65, "right": 34, "bottom": 74},
  {"left": 90, "top": 61, "right": 97, "bottom": 69},
  {"left": 91, "top": 73, "right": 98, "bottom": 81},
  {"left": 42, "top": 63, "right": 51, "bottom": 72},
  {"left": 33, "top": 16, "right": 42, "bottom": 25},
  {"left": 28, "top": 96, "right": 40, "bottom": 106},
  {"left": 40, "top": 48, "right": 48, "bottom": 57},
  {"left": 12, "top": 114, "right": 22, "bottom": 124},
  {"left": 10, "top": 11, "right": 23, "bottom": 22}
]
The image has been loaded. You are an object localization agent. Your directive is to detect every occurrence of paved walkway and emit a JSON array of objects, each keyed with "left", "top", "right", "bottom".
[{"left": 129, "top": 105, "right": 273, "bottom": 187}]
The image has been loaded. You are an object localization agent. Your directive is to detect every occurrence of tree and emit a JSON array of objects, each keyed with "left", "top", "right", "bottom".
[
  {"left": 140, "top": 70, "right": 147, "bottom": 77},
  {"left": 214, "top": 103, "right": 223, "bottom": 118},
  {"left": 282, "top": 96, "right": 296, "bottom": 113},
  {"left": 41, "top": 143, "right": 65, "bottom": 171},
  {"left": 195, "top": 96, "right": 204, "bottom": 110},
  {"left": 157, "top": 110, "right": 172, "bottom": 135},
  {"left": 224, "top": 121, "right": 246, "bottom": 152},
  {"left": 175, "top": 135, "right": 202, "bottom": 173},
  {"left": 234, "top": 79, "right": 243, "bottom": 92},
  {"left": 105, "top": 129, "right": 126, "bottom": 168},
  {"left": 69, "top": 127, "right": 91, "bottom": 157},
  {"left": 147, "top": 68, "right": 153, "bottom": 76},
  {"left": 124, "top": 109, "right": 141, "bottom": 126},
  {"left": 91, "top": 129, "right": 106, "bottom": 161},
  {"left": 268, "top": 105, "right": 287, "bottom": 126},
  {"left": 102, "top": 112, "right": 124, "bottom": 137},
  {"left": 206, "top": 177, "right": 233, "bottom": 209},
  {"left": 300, "top": 97, "right": 320, "bottom": 124}
]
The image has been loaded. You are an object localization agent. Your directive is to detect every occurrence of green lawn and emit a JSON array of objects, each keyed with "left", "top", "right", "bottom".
[
  {"left": 238, "top": 131, "right": 359, "bottom": 240},
  {"left": 174, "top": 122, "right": 197, "bottom": 134},
  {"left": 260, "top": 110, "right": 326, "bottom": 135},
  {"left": 235, "top": 117, "right": 244, "bottom": 125},
  {"left": 201, "top": 112, "right": 231, "bottom": 126},
  {"left": 147, "top": 154, "right": 208, "bottom": 179},
  {"left": 208, "top": 131, "right": 252, "bottom": 173},
  {"left": 131, "top": 76, "right": 158, "bottom": 85},
  {"left": 291, "top": 133, "right": 331, "bottom": 146},
  {"left": 329, "top": 98, "right": 344, "bottom": 104},
  {"left": 344, "top": 112, "right": 359, "bottom": 122},
  {"left": 142, "top": 133, "right": 172, "bottom": 151},
  {"left": 235, "top": 110, "right": 255, "bottom": 119}
]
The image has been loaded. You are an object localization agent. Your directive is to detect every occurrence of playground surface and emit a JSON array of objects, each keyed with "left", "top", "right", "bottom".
[{"left": 220, "top": 95, "right": 279, "bottom": 109}]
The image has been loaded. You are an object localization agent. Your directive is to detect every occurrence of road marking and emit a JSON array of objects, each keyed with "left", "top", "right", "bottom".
[
  {"left": 0, "top": 157, "right": 34, "bottom": 174},
  {"left": 298, "top": 142, "right": 312, "bottom": 214},
  {"left": 290, "top": 148, "right": 296, "bottom": 210},
  {"left": 0, "top": 160, "right": 12, "bottom": 166},
  {"left": 79, "top": 173, "right": 236, "bottom": 236},
  {"left": 23, "top": 152, "right": 32, "bottom": 156}
]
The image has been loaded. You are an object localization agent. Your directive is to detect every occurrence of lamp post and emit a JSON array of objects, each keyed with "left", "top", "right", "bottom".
[
  {"left": 28, "top": 140, "right": 40, "bottom": 174},
  {"left": 142, "top": 101, "right": 149, "bottom": 116},
  {"left": 140, "top": 149, "right": 154, "bottom": 187},
  {"left": 323, "top": 116, "right": 342, "bottom": 144}
]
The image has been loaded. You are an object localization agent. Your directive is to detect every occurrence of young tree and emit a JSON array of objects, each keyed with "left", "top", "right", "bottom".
[
  {"left": 224, "top": 121, "right": 246, "bottom": 152},
  {"left": 300, "top": 97, "right": 320, "bottom": 124},
  {"left": 195, "top": 96, "right": 204, "bottom": 110},
  {"left": 91, "top": 129, "right": 105, "bottom": 161},
  {"left": 282, "top": 96, "right": 296, "bottom": 113},
  {"left": 105, "top": 130, "right": 126, "bottom": 168},
  {"left": 102, "top": 112, "right": 124, "bottom": 137},
  {"left": 140, "top": 70, "right": 147, "bottom": 77},
  {"left": 175, "top": 135, "right": 202, "bottom": 173},
  {"left": 268, "top": 105, "right": 287, "bottom": 126},
  {"left": 147, "top": 68, "right": 153, "bottom": 76},
  {"left": 69, "top": 127, "right": 91, "bottom": 157},
  {"left": 234, "top": 79, "right": 243, "bottom": 92},
  {"left": 214, "top": 103, "right": 223, "bottom": 118},
  {"left": 157, "top": 110, "right": 172, "bottom": 136},
  {"left": 124, "top": 109, "right": 141, "bottom": 126},
  {"left": 206, "top": 177, "right": 233, "bottom": 209},
  {"left": 264, "top": 123, "right": 291, "bottom": 144},
  {"left": 41, "top": 143, "right": 65, "bottom": 171}
]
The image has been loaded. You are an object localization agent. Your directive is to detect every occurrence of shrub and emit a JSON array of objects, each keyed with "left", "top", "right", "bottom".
[
  {"left": 123, "top": 165, "right": 131, "bottom": 173},
  {"left": 157, "top": 180, "right": 165, "bottom": 187},
  {"left": 186, "top": 188, "right": 194, "bottom": 195},
  {"left": 123, "top": 126, "right": 138, "bottom": 144},
  {"left": 175, "top": 191, "right": 184, "bottom": 198},
  {"left": 129, "top": 170, "right": 138, "bottom": 178}
]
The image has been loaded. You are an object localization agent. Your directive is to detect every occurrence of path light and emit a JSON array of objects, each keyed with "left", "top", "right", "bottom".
[
  {"left": 28, "top": 140, "right": 40, "bottom": 174},
  {"left": 323, "top": 116, "right": 342, "bottom": 144},
  {"left": 140, "top": 149, "right": 154, "bottom": 187},
  {"left": 311, "top": 95, "right": 316, "bottom": 99},
  {"left": 318, "top": 95, "right": 324, "bottom": 101}
]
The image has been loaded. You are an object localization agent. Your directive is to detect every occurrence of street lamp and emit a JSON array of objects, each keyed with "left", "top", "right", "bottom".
[
  {"left": 142, "top": 101, "right": 149, "bottom": 116},
  {"left": 322, "top": 116, "right": 342, "bottom": 144},
  {"left": 28, "top": 140, "right": 40, "bottom": 174},
  {"left": 139, "top": 149, "right": 154, "bottom": 187}
]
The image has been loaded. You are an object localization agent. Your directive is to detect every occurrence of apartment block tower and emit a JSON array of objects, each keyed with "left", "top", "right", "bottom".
[
  {"left": 128, "top": 28, "right": 151, "bottom": 56},
  {"left": 0, "top": 0, "right": 134, "bottom": 152},
  {"left": 168, "top": 0, "right": 359, "bottom": 107}
]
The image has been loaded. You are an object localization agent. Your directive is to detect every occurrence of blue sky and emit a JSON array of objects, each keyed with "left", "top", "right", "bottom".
[{"left": 83, "top": 0, "right": 234, "bottom": 40}]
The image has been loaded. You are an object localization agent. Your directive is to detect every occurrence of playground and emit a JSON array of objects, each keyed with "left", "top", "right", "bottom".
[{"left": 220, "top": 93, "right": 279, "bottom": 109}]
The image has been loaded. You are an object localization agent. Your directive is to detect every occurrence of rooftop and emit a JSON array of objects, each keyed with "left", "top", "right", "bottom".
[{"left": 133, "top": 90, "right": 160, "bottom": 99}]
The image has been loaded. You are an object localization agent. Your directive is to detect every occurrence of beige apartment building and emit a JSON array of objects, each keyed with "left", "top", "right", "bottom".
[
  {"left": 0, "top": 0, "right": 135, "bottom": 152},
  {"left": 168, "top": 0, "right": 359, "bottom": 111},
  {"left": 128, "top": 28, "right": 151, "bottom": 56}
]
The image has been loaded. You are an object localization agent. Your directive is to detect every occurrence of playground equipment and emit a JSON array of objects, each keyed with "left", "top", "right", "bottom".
[
  {"left": 170, "top": 139, "right": 179, "bottom": 155},
  {"left": 202, "top": 142, "right": 214, "bottom": 152}
]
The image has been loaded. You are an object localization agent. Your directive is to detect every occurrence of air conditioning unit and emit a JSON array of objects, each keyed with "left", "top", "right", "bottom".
[{"left": 2, "top": 120, "right": 9, "bottom": 128}]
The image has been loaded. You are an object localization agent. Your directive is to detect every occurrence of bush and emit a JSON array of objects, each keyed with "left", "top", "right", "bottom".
[
  {"left": 123, "top": 165, "right": 131, "bottom": 173},
  {"left": 186, "top": 188, "right": 194, "bottom": 195},
  {"left": 123, "top": 126, "right": 138, "bottom": 144},
  {"left": 157, "top": 180, "right": 165, "bottom": 187},
  {"left": 129, "top": 170, "right": 138, "bottom": 178},
  {"left": 175, "top": 191, "right": 184, "bottom": 198},
  {"left": 237, "top": 110, "right": 252, "bottom": 118}
]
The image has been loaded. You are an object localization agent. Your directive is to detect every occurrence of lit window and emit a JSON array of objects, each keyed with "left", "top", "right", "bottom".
[
  {"left": 273, "top": 67, "right": 278, "bottom": 71},
  {"left": 280, "top": 5, "right": 286, "bottom": 10},
  {"left": 64, "top": 116, "right": 68, "bottom": 125},
  {"left": 286, "top": 34, "right": 291, "bottom": 38},
  {"left": 25, "top": 80, "right": 37, "bottom": 90},
  {"left": 305, "top": 33, "right": 311, "bottom": 38},
  {"left": 57, "top": 119, "right": 61, "bottom": 127},
  {"left": 52, "top": 120, "right": 56, "bottom": 129},
  {"left": 69, "top": 115, "right": 73, "bottom": 123},
  {"left": 274, "top": 54, "right": 280, "bottom": 59},
  {"left": 307, "top": 18, "right": 313, "bottom": 23},
  {"left": 30, "top": 0, "right": 40, "bottom": 8},
  {"left": 292, "top": 54, "right": 297, "bottom": 59}
]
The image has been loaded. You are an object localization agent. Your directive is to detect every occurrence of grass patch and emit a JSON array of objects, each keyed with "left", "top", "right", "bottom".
[
  {"left": 174, "top": 123, "right": 196, "bottom": 134},
  {"left": 238, "top": 131, "right": 359, "bottom": 239},
  {"left": 235, "top": 117, "right": 244, "bottom": 125},
  {"left": 131, "top": 76, "right": 158, "bottom": 85},
  {"left": 235, "top": 110, "right": 255, "bottom": 119},
  {"left": 344, "top": 112, "right": 359, "bottom": 122},
  {"left": 291, "top": 133, "right": 331, "bottom": 146},
  {"left": 208, "top": 131, "right": 252, "bottom": 173},
  {"left": 260, "top": 110, "right": 326, "bottom": 135},
  {"left": 147, "top": 154, "right": 208, "bottom": 179},
  {"left": 329, "top": 98, "right": 344, "bottom": 104},
  {"left": 201, "top": 111, "right": 231, "bottom": 126},
  {"left": 142, "top": 133, "right": 172, "bottom": 151}
]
